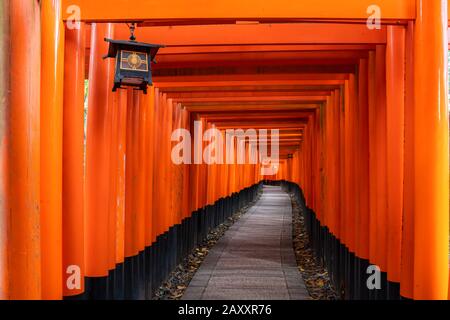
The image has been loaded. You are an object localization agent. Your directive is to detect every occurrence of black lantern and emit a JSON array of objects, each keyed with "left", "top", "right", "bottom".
[{"left": 103, "top": 24, "right": 164, "bottom": 94}]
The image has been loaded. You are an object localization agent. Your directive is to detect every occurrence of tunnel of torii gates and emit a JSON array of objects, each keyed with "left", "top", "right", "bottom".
[{"left": 0, "top": 0, "right": 449, "bottom": 301}]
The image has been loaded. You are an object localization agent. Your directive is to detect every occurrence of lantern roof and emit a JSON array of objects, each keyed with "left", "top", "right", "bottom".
[{"left": 103, "top": 38, "right": 165, "bottom": 61}]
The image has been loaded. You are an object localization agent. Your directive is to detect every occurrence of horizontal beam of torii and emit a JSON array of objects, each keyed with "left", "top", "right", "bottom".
[{"left": 62, "top": 0, "right": 415, "bottom": 21}]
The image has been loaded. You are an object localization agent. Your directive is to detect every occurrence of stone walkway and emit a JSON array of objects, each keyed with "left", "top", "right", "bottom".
[{"left": 182, "top": 185, "right": 309, "bottom": 300}]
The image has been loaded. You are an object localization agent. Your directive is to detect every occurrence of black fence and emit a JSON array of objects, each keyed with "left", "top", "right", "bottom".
[
  {"left": 74, "top": 181, "right": 263, "bottom": 300},
  {"left": 280, "top": 180, "right": 401, "bottom": 301}
]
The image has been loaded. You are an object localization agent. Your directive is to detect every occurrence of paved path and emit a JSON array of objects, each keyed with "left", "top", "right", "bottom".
[{"left": 182, "top": 185, "right": 309, "bottom": 300}]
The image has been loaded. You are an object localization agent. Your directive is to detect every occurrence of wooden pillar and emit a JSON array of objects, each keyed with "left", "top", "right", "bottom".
[
  {"left": 62, "top": 23, "right": 86, "bottom": 297},
  {"left": 165, "top": 97, "right": 174, "bottom": 228},
  {"left": 152, "top": 89, "right": 161, "bottom": 238},
  {"left": 343, "top": 79, "right": 353, "bottom": 249},
  {"left": 116, "top": 90, "right": 128, "bottom": 266},
  {"left": 357, "top": 59, "right": 370, "bottom": 261},
  {"left": 385, "top": 25, "right": 405, "bottom": 286},
  {"left": 338, "top": 88, "right": 346, "bottom": 244},
  {"left": 40, "top": 0, "right": 64, "bottom": 300},
  {"left": 144, "top": 87, "right": 155, "bottom": 248},
  {"left": 137, "top": 92, "right": 147, "bottom": 253},
  {"left": 107, "top": 89, "right": 119, "bottom": 273},
  {"left": 374, "top": 45, "right": 388, "bottom": 271},
  {"left": 181, "top": 108, "right": 191, "bottom": 219},
  {"left": 85, "top": 23, "right": 114, "bottom": 283},
  {"left": 0, "top": 0, "right": 10, "bottom": 299},
  {"left": 124, "top": 89, "right": 139, "bottom": 259},
  {"left": 347, "top": 75, "right": 358, "bottom": 253},
  {"left": 331, "top": 89, "right": 342, "bottom": 239},
  {"left": 367, "top": 50, "right": 377, "bottom": 266},
  {"left": 323, "top": 96, "right": 332, "bottom": 230},
  {"left": 7, "top": 0, "right": 42, "bottom": 299},
  {"left": 413, "top": 0, "right": 449, "bottom": 300},
  {"left": 171, "top": 103, "right": 183, "bottom": 225},
  {"left": 400, "top": 21, "right": 415, "bottom": 300}
]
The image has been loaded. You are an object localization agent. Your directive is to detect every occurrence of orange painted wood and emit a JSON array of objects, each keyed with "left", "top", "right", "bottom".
[
  {"left": 62, "top": 23, "right": 86, "bottom": 297},
  {"left": 116, "top": 90, "right": 127, "bottom": 263},
  {"left": 107, "top": 87, "right": 118, "bottom": 271},
  {"left": 144, "top": 87, "right": 155, "bottom": 246},
  {"left": 85, "top": 23, "right": 114, "bottom": 277},
  {"left": 385, "top": 25, "right": 405, "bottom": 284},
  {"left": 181, "top": 108, "right": 191, "bottom": 219},
  {"left": 114, "top": 23, "right": 387, "bottom": 46},
  {"left": 343, "top": 79, "right": 353, "bottom": 249},
  {"left": 61, "top": 0, "right": 415, "bottom": 21},
  {"left": 137, "top": 92, "right": 147, "bottom": 252},
  {"left": 171, "top": 102, "right": 184, "bottom": 225},
  {"left": 40, "top": 0, "right": 64, "bottom": 299},
  {"left": 413, "top": 0, "right": 449, "bottom": 300},
  {"left": 356, "top": 59, "right": 370, "bottom": 260},
  {"left": 7, "top": 0, "right": 42, "bottom": 299},
  {"left": 0, "top": 0, "right": 9, "bottom": 299},
  {"left": 400, "top": 21, "right": 415, "bottom": 299},
  {"left": 125, "top": 90, "right": 140, "bottom": 257},
  {"left": 367, "top": 50, "right": 378, "bottom": 265},
  {"left": 152, "top": 89, "right": 163, "bottom": 238},
  {"left": 374, "top": 45, "right": 388, "bottom": 272},
  {"left": 163, "top": 95, "right": 174, "bottom": 229}
]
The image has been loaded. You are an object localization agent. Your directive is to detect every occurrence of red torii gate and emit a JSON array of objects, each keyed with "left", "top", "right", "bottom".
[{"left": 0, "top": 0, "right": 448, "bottom": 301}]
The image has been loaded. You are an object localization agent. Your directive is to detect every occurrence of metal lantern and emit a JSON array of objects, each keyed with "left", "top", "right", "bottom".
[{"left": 103, "top": 25, "right": 164, "bottom": 94}]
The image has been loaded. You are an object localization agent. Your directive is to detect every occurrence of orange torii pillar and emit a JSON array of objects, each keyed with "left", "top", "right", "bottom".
[
  {"left": 85, "top": 23, "right": 114, "bottom": 299},
  {"left": 106, "top": 81, "right": 119, "bottom": 299},
  {"left": 385, "top": 25, "right": 405, "bottom": 299},
  {"left": 144, "top": 87, "right": 155, "bottom": 299},
  {"left": 328, "top": 89, "right": 342, "bottom": 288},
  {"left": 40, "top": 0, "right": 65, "bottom": 300},
  {"left": 62, "top": 23, "right": 86, "bottom": 298},
  {"left": 356, "top": 58, "right": 370, "bottom": 300},
  {"left": 413, "top": 0, "right": 449, "bottom": 300},
  {"left": 136, "top": 91, "right": 148, "bottom": 299},
  {"left": 150, "top": 90, "right": 173, "bottom": 295},
  {"left": 166, "top": 95, "right": 174, "bottom": 231},
  {"left": 343, "top": 74, "right": 358, "bottom": 300},
  {"left": 124, "top": 89, "right": 141, "bottom": 299},
  {"left": 372, "top": 45, "right": 389, "bottom": 299},
  {"left": 1, "top": 0, "right": 41, "bottom": 300},
  {"left": 0, "top": 0, "right": 8, "bottom": 299},
  {"left": 172, "top": 102, "right": 185, "bottom": 227},
  {"left": 367, "top": 49, "right": 378, "bottom": 298},
  {"left": 114, "top": 89, "right": 128, "bottom": 299},
  {"left": 181, "top": 108, "right": 191, "bottom": 221},
  {"left": 152, "top": 89, "right": 163, "bottom": 240},
  {"left": 342, "top": 78, "right": 351, "bottom": 256},
  {"left": 199, "top": 118, "right": 209, "bottom": 208},
  {"left": 205, "top": 123, "right": 217, "bottom": 206},
  {"left": 400, "top": 21, "right": 415, "bottom": 300},
  {"left": 188, "top": 113, "right": 201, "bottom": 213},
  {"left": 322, "top": 89, "right": 336, "bottom": 292}
]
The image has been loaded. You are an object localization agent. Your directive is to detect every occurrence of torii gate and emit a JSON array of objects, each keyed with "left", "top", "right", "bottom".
[{"left": 0, "top": 0, "right": 448, "bottom": 300}]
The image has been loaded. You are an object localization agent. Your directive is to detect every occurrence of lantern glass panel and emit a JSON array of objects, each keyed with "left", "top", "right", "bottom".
[{"left": 119, "top": 50, "right": 149, "bottom": 72}]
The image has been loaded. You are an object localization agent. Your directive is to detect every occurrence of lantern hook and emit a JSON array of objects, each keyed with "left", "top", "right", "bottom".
[{"left": 127, "top": 22, "right": 137, "bottom": 41}]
